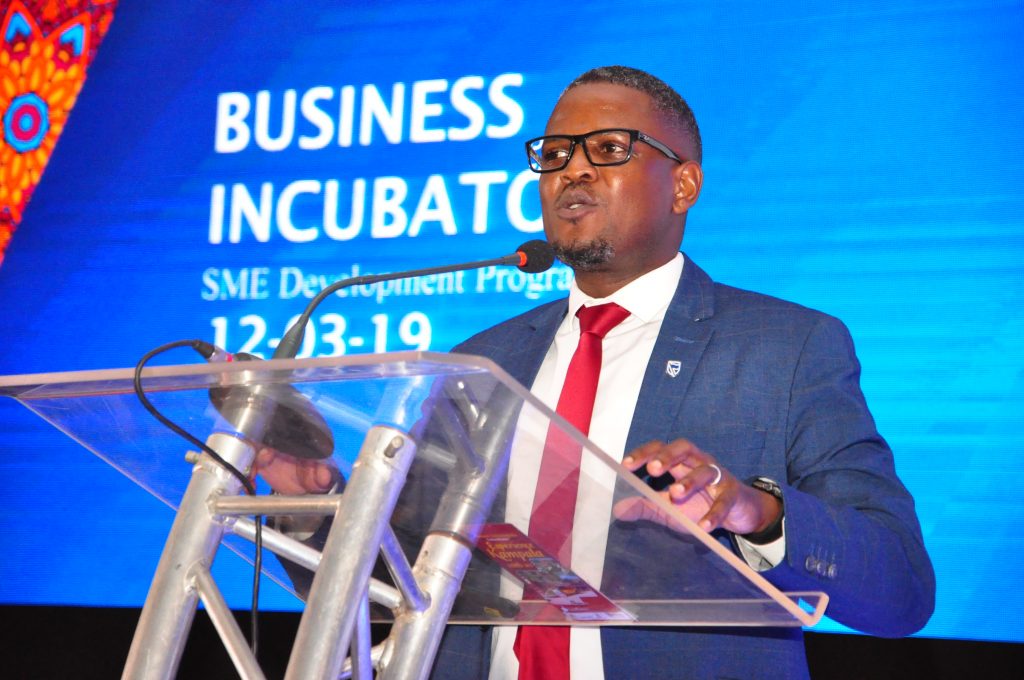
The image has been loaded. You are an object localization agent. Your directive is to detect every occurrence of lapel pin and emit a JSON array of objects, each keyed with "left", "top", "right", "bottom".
[{"left": 666, "top": 360, "right": 681, "bottom": 377}]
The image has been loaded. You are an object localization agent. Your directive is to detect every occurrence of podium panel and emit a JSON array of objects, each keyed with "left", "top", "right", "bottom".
[{"left": 1, "top": 352, "right": 826, "bottom": 678}]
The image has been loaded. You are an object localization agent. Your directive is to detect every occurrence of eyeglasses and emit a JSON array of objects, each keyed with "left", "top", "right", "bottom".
[{"left": 525, "top": 128, "right": 684, "bottom": 173}]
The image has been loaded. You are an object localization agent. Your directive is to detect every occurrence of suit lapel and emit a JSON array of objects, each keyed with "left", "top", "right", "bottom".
[
  {"left": 504, "top": 300, "right": 567, "bottom": 390},
  {"left": 625, "top": 256, "right": 716, "bottom": 452},
  {"left": 485, "top": 257, "right": 717, "bottom": 450}
]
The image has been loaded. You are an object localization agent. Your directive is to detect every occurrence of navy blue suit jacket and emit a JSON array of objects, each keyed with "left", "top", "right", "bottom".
[{"left": 431, "top": 256, "right": 934, "bottom": 679}]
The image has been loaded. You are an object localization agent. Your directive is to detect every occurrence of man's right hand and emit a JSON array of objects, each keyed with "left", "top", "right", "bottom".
[{"left": 252, "top": 445, "right": 340, "bottom": 495}]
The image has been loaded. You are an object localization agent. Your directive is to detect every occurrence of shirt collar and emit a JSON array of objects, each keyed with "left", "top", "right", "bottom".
[{"left": 566, "top": 252, "right": 684, "bottom": 326}]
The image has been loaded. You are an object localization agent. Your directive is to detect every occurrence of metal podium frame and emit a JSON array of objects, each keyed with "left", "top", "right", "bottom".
[{"left": 0, "top": 352, "right": 828, "bottom": 680}]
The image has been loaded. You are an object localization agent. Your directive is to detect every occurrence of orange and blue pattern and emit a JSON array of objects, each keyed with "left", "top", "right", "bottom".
[{"left": 0, "top": 0, "right": 117, "bottom": 266}]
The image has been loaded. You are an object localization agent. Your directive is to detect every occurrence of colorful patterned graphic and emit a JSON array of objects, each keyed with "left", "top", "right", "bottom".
[{"left": 0, "top": 0, "right": 117, "bottom": 267}]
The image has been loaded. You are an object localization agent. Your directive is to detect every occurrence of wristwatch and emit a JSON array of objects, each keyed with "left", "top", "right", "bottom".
[{"left": 741, "top": 477, "right": 785, "bottom": 544}]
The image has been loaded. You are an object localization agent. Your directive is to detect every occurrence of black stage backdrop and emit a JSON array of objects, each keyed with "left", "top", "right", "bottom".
[{"left": 2, "top": 605, "right": 1022, "bottom": 679}]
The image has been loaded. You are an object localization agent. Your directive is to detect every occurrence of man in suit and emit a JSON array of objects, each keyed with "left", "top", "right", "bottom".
[
  {"left": 261, "top": 65, "right": 934, "bottom": 679},
  {"left": 428, "top": 65, "right": 934, "bottom": 679}
]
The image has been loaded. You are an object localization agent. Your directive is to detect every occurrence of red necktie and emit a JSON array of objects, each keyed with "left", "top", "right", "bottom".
[{"left": 514, "top": 302, "right": 631, "bottom": 680}]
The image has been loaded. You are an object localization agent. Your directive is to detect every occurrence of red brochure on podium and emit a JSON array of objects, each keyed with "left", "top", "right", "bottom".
[{"left": 476, "top": 523, "right": 635, "bottom": 622}]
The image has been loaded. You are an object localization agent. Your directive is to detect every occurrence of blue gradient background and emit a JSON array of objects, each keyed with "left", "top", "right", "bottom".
[{"left": 0, "top": 0, "right": 1021, "bottom": 642}]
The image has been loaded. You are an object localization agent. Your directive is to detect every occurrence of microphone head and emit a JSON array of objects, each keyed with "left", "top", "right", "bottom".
[
  {"left": 209, "top": 352, "right": 335, "bottom": 460},
  {"left": 515, "top": 239, "right": 556, "bottom": 273}
]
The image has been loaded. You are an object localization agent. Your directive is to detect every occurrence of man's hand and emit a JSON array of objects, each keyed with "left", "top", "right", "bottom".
[
  {"left": 619, "top": 439, "right": 781, "bottom": 535},
  {"left": 252, "top": 445, "right": 339, "bottom": 495}
]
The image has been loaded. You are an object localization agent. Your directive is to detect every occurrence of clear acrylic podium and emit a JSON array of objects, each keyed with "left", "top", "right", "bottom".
[{"left": 0, "top": 352, "right": 827, "bottom": 679}]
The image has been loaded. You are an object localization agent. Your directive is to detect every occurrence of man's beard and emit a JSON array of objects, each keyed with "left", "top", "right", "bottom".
[{"left": 552, "top": 238, "right": 614, "bottom": 272}]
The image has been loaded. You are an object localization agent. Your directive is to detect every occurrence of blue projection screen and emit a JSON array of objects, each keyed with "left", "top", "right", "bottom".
[{"left": 1, "top": 0, "right": 1022, "bottom": 644}]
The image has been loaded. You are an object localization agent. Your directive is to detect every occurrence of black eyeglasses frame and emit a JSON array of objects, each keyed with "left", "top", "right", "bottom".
[{"left": 525, "top": 128, "right": 684, "bottom": 173}]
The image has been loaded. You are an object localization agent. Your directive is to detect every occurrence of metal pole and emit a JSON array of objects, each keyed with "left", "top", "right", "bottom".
[
  {"left": 379, "top": 534, "right": 475, "bottom": 680},
  {"left": 349, "top": 592, "right": 374, "bottom": 680},
  {"left": 284, "top": 425, "right": 418, "bottom": 680},
  {"left": 229, "top": 518, "right": 404, "bottom": 610},
  {"left": 194, "top": 569, "right": 266, "bottom": 680},
  {"left": 122, "top": 432, "right": 255, "bottom": 679},
  {"left": 380, "top": 385, "right": 521, "bottom": 680}
]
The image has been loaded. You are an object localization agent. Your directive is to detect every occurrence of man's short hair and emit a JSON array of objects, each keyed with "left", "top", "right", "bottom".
[{"left": 565, "top": 65, "right": 703, "bottom": 163}]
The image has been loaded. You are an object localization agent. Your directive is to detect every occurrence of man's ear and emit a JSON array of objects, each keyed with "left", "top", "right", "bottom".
[{"left": 672, "top": 161, "right": 703, "bottom": 213}]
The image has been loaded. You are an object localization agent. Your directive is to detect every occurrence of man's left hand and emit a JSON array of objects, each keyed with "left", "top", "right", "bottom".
[{"left": 619, "top": 439, "right": 781, "bottom": 535}]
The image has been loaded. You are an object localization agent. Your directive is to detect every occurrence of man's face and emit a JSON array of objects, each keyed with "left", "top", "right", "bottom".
[{"left": 539, "top": 82, "right": 701, "bottom": 293}]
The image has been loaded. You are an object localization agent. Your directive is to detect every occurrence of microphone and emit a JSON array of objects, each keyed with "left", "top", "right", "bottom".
[
  {"left": 514, "top": 239, "right": 556, "bottom": 274},
  {"left": 273, "top": 240, "right": 556, "bottom": 359},
  {"left": 192, "top": 340, "right": 258, "bottom": 364}
]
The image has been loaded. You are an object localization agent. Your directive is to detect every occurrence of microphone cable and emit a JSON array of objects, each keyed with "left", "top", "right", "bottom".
[{"left": 133, "top": 338, "right": 264, "bottom": 658}]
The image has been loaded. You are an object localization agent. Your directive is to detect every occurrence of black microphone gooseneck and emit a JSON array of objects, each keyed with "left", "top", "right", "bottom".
[{"left": 272, "top": 239, "right": 555, "bottom": 359}]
